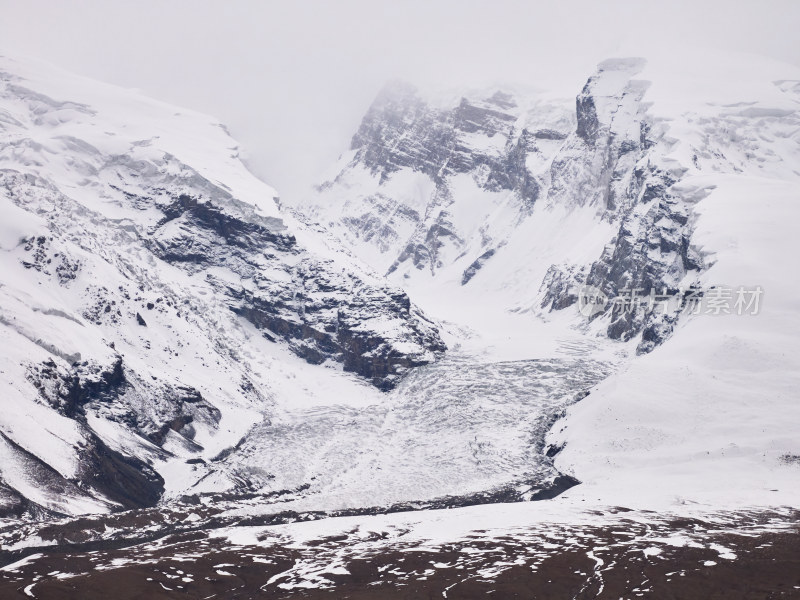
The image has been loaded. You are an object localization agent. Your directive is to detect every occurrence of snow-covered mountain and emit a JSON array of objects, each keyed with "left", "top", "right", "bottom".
[
  {"left": 1, "top": 47, "right": 799, "bottom": 596},
  {"left": 291, "top": 50, "right": 800, "bottom": 507},
  {"left": 0, "top": 55, "right": 448, "bottom": 518},
  {"left": 295, "top": 55, "right": 800, "bottom": 357}
]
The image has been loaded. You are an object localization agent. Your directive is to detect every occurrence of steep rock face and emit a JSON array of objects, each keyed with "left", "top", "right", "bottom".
[
  {"left": 352, "top": 84, "right": 534, "bottom": 200},
  {"left": 546, "top": 58, "right": 653, "bottom": 217},
  {"left": 0, "top": 56, "right": 444, "bottom": 516},
  {"left": 538, "top": 59, "right": 707, "bottom": 351},
  {"left": 584, "top": 170, "right": 704, "bottom": 351},
  {"left": 337, "top": 285, "right": 444, "bottom": 390},
  {"left": 301, "top": 82, "right": 574, "bottom": 277}
]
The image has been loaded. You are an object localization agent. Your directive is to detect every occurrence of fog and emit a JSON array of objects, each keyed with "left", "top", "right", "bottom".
[{"left": 1, "top": 0, "right": 798, "bottom": 201}]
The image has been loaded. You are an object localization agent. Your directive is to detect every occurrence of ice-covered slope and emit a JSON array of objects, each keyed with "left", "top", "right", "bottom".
[{"left": 0, "top": 55, "right": 445, "bottom": 517}]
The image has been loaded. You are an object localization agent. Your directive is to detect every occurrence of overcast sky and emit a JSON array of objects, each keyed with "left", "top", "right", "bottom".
[{"left": 1, "top": 0, "right": 798, "bottom": 201}]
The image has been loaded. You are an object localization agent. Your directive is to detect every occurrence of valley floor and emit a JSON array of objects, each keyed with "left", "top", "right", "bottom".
[{"left": 1, "top": 503, "right": 798, "bottom": 598}]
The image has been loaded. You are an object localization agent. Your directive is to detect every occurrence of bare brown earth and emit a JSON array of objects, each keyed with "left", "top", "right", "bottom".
[{"left": 0, "top": 507, "right": 798, "bottom": 599}]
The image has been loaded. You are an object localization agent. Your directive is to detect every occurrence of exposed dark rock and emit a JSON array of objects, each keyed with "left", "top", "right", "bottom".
[
  {"left": 531, "top": 128, "right": 569, "bottom": 140},
  {"left": 150, "top": 194, "right": 445, "bottom": 390},
  {"left": 337, "top": 287, "right": 446, "bottom": 390},
  {"left": 2, "top": 508, "right": 797, "bottom": 600},
  {"left": 81, "top": 436, "right": 165, "bottom": 510},
  {"left": 529, "top": 474, "right": 581, "bottom": 501},
  {"left": 462, "top": 248, "right": 497, "bottom": 285},
  {"left": 154, "top": 194, "right": 296, "bottom": 259},
  {"left": 22, "top": 357, "right": 220, "bottom": 509},
  {"left": 0, "top": 480, "right": 28, "bottom": 519},
  {"left": 575, "top": 81, "right": 600, "bottom": 143},
  {"left": 340, "top": 82, "right": 555, "bottom": 276},
  {"left": 545, "top": 442, "right": 565, "bottom": 458},
  {"left": 57, "top": 357, "right": 128, "bottom": 418},
  {"left": 0, "top": 478, "right": 69, "bottom": 521},
  {"left": 351, "top": 85, "right": 535, "bottom": 194},
  {"left": 584, "top": 175, "right": 706, "bottom": 351},
  {"left": 539, "top": 264, "right": 585, "bottom": 311},
  {"left": 21, "top": 235, "right": 81, "bottom": 285}
]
